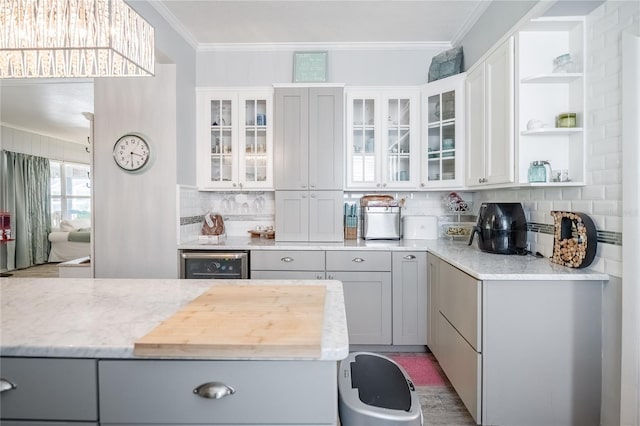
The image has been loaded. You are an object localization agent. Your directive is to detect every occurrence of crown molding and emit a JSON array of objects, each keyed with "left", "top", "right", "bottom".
[
  {"left": 451, "top": 0, "right": 493, "bottom": 46},
  {"left": 147, "top": 1, "right": 199, "bottom": 50},
  {"left": 198, "top": 41, "right": 451, "bottom": 53}
]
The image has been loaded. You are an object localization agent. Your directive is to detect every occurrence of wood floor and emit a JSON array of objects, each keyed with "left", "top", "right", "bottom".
[
  {"left": 4, "top": 263, "right": 477, "bottom": 425},
  {"left": 3, "top": 262, "right": 60, "bottom": 278}
]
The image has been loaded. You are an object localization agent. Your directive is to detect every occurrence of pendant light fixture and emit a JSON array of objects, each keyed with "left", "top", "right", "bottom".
[{"left": 0, "top": 0, "right": 154, "bottom": 78}]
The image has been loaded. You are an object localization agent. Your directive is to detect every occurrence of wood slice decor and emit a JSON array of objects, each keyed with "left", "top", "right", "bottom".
[
  {"left": 550, "top": 211, "right": 597, "bottom": 268},
  {"left": 134, "top": 285, "right": 325, "bottom": 358}
]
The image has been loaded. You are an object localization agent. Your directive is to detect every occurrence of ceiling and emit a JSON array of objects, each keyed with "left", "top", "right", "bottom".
[{"left": 0, "top": 0, "right": 490, "bottom": 145}]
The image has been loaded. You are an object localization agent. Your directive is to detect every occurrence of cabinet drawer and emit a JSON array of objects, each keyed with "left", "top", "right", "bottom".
[
  {"left": 251, "top": 250, "right": 324, "bottom": 271},
  {"left": 438, "top": 260, "right": 481, "bottom": 351},
  {"left": 99, "top": 360, "right": 337, "bottom": 424},
  {"left": 436, "top": 313, "right": 481, "bottom": 424},
  {"left": 326, "top": 250, "right": 391, "bottom": 272},
  {"left": 0, "top": 357, "right": 98, "bottom": 421}
]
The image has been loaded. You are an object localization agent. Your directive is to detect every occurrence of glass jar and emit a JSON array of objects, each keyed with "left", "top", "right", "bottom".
[{"left": 556, "top": 113, "right": 576, "bottom": 128}]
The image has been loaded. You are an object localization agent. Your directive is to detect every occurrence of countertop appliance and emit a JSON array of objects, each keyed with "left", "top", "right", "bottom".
[
  {"left": 360, "top": 195, "right": 401, "bottom": 240},
  {"left": 468, "top": 203, "right": 527, "bottom": 255},
  {"left": 180, "top": 251, "right": 249, "bottom": 279}
]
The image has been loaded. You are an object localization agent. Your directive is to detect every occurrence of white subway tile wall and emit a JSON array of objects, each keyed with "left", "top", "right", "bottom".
[
  {"left": 178, "top": 185, "right": 276, "bottom": 242},
  {"left": 476, "top": 1, "right": 638, "bottom": 277}
]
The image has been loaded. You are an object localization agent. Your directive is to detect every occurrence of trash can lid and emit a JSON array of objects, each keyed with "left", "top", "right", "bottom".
[{"left": 351, "top": 353, "right": 412, "bottom": 411}]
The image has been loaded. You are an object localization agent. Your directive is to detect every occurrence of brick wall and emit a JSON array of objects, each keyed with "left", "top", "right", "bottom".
[{"left": 476, "top": 0, "right": 639, "bottom": 278}]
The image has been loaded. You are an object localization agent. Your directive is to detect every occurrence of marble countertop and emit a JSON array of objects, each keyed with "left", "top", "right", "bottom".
[
  {"left": 0, "top": 278, "right": 349, "bottom": 361},
  {"left": 179, "top": 237, "right": 609, "bottom": 281}
]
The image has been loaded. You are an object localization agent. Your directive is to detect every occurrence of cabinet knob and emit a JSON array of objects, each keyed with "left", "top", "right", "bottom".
[
  {"left": 403, "top": 255, "right": 417, "bottom": 260},
  {"left": 327, "top": 275, "right": 334, "bottom": 279},
  {"left": 301, "top": 194, "right": 307, "bottom": 199},
  {"left": 193, "top": 382, "right": 235, "bottom": 399},
  {"left": 310, "top": 194, "right": 317, "bottom": 198},
  {"left": 376, "top": 183, "right": 381, "bottom": 188},
  {"left": 0, "top": 378, "right": 17, "bottom": 393},
  {"left": 421, "top": 183, "right": 425, "bottom": 188},
  {"left": 382, "top": 183, "right": 387, "bottom": 187},
  {"left": 233, "top": 183, "right": 237, "bottom": 188},
  {"left": 280, "top": 257, "right": 294, "bottom": 263},
  {"left": 316, "top": 274, "right": 323, "bottom": 279},
  {"left": 301, "top": 184, "right": 307, "bottom": 189},
  {"left": 310, "top": 184, "right": 316, "bottom": 188},
  {"left": 352, "top": 257, "right": 365, "bottom": 263}
]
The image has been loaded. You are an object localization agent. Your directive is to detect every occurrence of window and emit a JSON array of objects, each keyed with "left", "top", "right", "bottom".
[{"left": 50, "top": 161, "right": 91, "bottom": 228}]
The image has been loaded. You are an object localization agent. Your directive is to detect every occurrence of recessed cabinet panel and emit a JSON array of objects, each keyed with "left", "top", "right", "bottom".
[{"left": 464, "top": 38, "right": 515, "bottom": 187}]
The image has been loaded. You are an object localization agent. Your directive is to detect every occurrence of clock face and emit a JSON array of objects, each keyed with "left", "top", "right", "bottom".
[{"left": 113, "top": 134, "right": 150, "bottom": 172}]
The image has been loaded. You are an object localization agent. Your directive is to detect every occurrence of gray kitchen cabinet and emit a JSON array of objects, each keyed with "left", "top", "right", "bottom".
[
  {"left": 274, "top": 86, "right": 343, "bottom": 191},
  {"left": 326, "top": 250, "right": 392, "bottom": 345},
  {"left": 250, "top": 249, "right": 325, "bottom": 279},
  {"left": 465, "top": 37, "right": 515, "bottom": 187},
  {"left": 274, "top": 86, "right": 344, "bottom": 242},
  {"left": 99, "top": 359, "right": 337, "bottom": 425},
  {"left": 275, "top": 190, "right": 343, "bottom": 242},
  {"left": 0, "top": 357, "right": 98, "bottom": 423},
  {"left": 428, "top": 254, "right": 604, "bottom": 426},
  {"left": 392, "top": 251, "right": 427, "bottom": 346}
]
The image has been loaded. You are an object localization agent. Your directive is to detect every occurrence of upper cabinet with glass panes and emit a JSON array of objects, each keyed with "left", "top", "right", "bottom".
[
  {"left": 346, "top": 88, "right": 419, "bottom": 190},
  {"left": 420, "top": 73, "right": 466, "bottom": 189},
  {"left": 196, "top": 88, "right": 273, "bottom": 190}
]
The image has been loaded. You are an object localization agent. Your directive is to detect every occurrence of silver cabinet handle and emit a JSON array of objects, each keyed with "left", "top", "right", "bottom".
[
  {"left": 281, "top": 257, "right": 294, "bottom": 263},
  {"left": 352, "top": 257, "right": 365, "bottom": 263},
  {"left": 0, "top": 378, "right": 16, "bottom": 393},
  {"left": 193, "top": 382, "right": 235, "bottom": 399},
  {"left": 403, "top": 255, "right": 416, "bottom": 260}
]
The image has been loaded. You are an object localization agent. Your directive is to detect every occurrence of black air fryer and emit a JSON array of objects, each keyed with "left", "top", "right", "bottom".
[{"left": 468, "top": 202, "right": 528, "bottom": 255}]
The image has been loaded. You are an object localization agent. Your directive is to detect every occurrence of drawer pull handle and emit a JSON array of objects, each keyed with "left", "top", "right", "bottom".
[
  {"left": 193, "top": 382, "right": 235, "bottom": 399},
  {"left": 281, "top": 257, "right": 294, "bottom": 263},
  {"left": 352, "top": 257, "right": 365, "bottom": 263},
  {"left": 0, "top": 378, "right": 16, "bottom": 393},
  {"left": 403, "top": 255, "right": 416, "bottom": 260}
]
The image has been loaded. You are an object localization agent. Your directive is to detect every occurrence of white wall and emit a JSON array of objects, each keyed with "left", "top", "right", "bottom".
[
  {"left": 93, "top": 65, "right": 177, "bottom": 278},
  {"left": 197, "top": 46, "right": 447, "bottom": 87},
  {"left": 128, "top": 0, "right": 197, "bottom": 187}
]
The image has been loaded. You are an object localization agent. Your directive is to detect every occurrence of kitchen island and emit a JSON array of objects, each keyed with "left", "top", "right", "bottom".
[{"left": 0, "top": 278, "right": 348, "bottom": 425}]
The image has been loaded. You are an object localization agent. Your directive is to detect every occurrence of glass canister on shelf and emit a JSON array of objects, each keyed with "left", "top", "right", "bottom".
[
  {"left": 556, "top": 112, "right": 577, "bottom": 128},
  {"left": 528, "top": 160, "right": 552, "bottom": 183}
]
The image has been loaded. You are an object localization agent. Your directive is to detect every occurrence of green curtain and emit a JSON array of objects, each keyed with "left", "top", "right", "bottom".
[{"left": 0, "top": 150, "right": 51, "bottom": 270}]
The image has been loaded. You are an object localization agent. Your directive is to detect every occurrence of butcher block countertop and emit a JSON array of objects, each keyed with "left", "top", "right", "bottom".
[{"left": 0, "top": 278, "right": 348, "bottom": 361}]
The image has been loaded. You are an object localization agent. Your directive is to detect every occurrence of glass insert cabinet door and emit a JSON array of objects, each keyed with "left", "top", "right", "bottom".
[
  {"left": 242, "top": 98, "right": 269, "bottom": 185},
  {"left": 198, "top": 89, "right": 273, "bottom": 190},
  {"left": 385, "top": 97, "right": 412, "bottom": 184},
  {"left": 421, "top": 76, "right": 464, "bottom": 187},
  {"left": 349, "top": 97, "right": 377, "bottom": 186},
  {"left": 210, "top": 98, "right": 235, "bottom": 184},
  {"left": 346, "top": 91, "right": 418, "bottom": 189}
]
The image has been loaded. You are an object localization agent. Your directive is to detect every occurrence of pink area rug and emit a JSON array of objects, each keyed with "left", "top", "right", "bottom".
[{"left": 390, "top": 353, "right": 447, "bottom": 386}]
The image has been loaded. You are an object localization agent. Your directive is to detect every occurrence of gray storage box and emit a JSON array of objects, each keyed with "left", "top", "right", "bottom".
[{"left": 338, "top": 352, "right": 423, "bottom": 426}]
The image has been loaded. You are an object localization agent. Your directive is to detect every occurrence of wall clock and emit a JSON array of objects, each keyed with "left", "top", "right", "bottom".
[{"left": 113, "top": 133, "right": 151, "bottom": 173}]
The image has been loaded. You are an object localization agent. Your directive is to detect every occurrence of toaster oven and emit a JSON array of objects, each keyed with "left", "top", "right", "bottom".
[{"left": 361, "top": 206, "right": 402, "bottom": 240}]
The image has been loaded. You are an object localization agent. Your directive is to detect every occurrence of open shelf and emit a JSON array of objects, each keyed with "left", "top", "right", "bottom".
[
  {"left": 520, "top": 128, "right": 583, "bottom": 136},
  {"left": 521, "top": 73, "right": 583, "bottom": 84}
]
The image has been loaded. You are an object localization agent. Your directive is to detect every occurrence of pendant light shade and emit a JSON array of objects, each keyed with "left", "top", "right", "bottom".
[{"left": 0, "top": 0, "right": 155, "bottom": 78}]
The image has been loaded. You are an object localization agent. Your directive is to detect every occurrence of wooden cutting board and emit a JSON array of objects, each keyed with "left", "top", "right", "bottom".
[{"left": 134, "top": 285, "right": 326, "bottom": 358}]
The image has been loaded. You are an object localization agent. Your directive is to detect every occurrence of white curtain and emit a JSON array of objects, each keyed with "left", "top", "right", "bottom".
[{"left": 0, "top": 150, "right": 51, "bottom": 270}]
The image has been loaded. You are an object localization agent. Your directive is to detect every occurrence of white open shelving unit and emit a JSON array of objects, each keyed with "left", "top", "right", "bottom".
[{"left": 515, "top": 16, "right": 586, "bottom": 186}]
